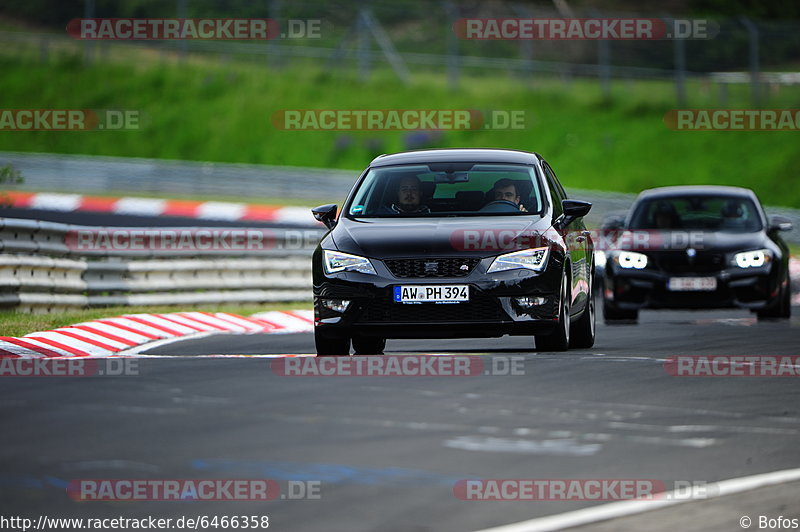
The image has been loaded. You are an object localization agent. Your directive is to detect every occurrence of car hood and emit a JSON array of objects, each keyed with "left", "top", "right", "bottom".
[
  {"left": 611, "top": 230, "right": 771, "bottom": 254},
  {"left": 331, "top": 216, "right": 556, "bottom": 258}
]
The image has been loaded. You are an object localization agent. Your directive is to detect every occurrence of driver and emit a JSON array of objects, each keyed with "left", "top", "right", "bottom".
[
  {"left": 388, "top": 175, "right": 431, "bottom": 214},
  {"left": 491, "top": 179, "right": 528, "bottom": 212}
]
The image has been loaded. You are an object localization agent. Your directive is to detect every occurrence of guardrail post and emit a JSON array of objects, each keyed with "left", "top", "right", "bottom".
[
  {"left": 83, "top": 0, "right": 95, "bottom": 66},
  {"left": 443, "top": 1, "right": 460, "bottom": 90},
  {"left": 740, "top": 17, "right": 761, "bottom": 108},
  {"left": 269, "top": 0, "right": 283, "bottom": 68},
  {"left": 673, "top": 21, "right": 687, "bottom": 107}
]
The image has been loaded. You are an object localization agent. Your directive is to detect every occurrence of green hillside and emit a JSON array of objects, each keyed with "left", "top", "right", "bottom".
[{"left": 1, "top": 43, "right": 799, "bottom": 207}]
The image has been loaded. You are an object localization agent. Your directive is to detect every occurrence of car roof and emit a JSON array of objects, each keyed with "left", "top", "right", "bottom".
[
  {"left": 369, "top": 148, "right": 541, "bottom": 167},
  {"left": 636, "top": 185, "right": 758, "bottom": 201}
]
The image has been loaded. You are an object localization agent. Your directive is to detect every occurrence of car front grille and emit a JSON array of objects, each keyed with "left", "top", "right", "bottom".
[
  {"left": 360, "top": 294, "right": 505, "bottom": 323},
  {"left": 383, "top": 258, "right": 480, "bottom": 278},
  {"left": 656, "top": 252, "right": 725, "bottom": 274}
]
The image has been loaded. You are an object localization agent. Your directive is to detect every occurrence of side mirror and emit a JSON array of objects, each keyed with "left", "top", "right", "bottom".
[
  {"left": 563, "top": 199, "right": 592, "bottom": 218},
  {"left": 769, "top": 215, "right": 793, "bottom": 233},
  {"left": 556, "top": 199, "right": 592, "bottom": 229},
  {"left": 312, "top": 204, "right": 338, "bottom": 229}
]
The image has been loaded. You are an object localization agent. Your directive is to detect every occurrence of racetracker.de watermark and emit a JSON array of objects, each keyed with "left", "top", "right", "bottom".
[
  {"left": 272, "top": 109, "right": 526, "bottom": 130},
  {"left": 450, "top": 228, "right": 707, "bottom": 252},
  {"left": 0, "top": 109, "right": 141, "bottom": 131},
  {"left": 65, "top": 228, "right": 321, "bottom": 252},
  {"left": 270, "top": 355, "right": 525, "bottom": 377},
  {"left": 0, "top": 358, "right": 138, "bottom": 377},
  {"left": 453, "top": 479, "right": 715, "bottom": 500},
  {"left": 664, "top": 109, "right": 800, "bottom": 131},
  {"left": 454, "top": 18, "right": 717, "bottom": 40},
  {"left": 67, "top": 479, "right": 321, "bottom": 501},
  {"left": 665, "top": 356, "right": 800, "bottom": 377},
  {"left": 67, "top": 18, "right": 323, "bottom": 40}
]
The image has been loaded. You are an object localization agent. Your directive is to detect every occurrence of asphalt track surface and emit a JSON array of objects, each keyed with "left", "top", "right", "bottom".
[{"left": 2, "top": 305, "right": 799, "bottom": 531}]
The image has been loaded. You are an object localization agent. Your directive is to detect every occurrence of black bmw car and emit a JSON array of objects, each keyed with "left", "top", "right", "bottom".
[
  {"left": 603, "top": 185, "right": 793, "bottom": 322},
  {"left": 310, "top": 148, "right": 595, "bottom": 355}
]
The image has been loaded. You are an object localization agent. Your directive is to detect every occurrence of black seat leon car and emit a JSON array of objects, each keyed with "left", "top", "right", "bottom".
[
  {"left": 310, "top": 148, "right": 595, "bottom": 356},
  {"left": 602, "top": 185, "right": 793, "bottom": 322}
]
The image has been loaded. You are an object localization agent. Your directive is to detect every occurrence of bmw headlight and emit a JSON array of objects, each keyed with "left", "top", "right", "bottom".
[
  {"left": 733, "top": 249, "right": 772, "bottom": 268},
  {"left": 616, "top": 251, "right": 648, "bottom": 269},
  {"left": 323, "top": 250, "right": 377, "bottom": 275},
  {"left": 487, "top": 247, "right": 549, "bottom": 273}
]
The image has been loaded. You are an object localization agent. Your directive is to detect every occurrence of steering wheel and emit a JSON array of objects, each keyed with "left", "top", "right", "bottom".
[{"left": 480, "top": 200, "right": 520, "bottom": 212}]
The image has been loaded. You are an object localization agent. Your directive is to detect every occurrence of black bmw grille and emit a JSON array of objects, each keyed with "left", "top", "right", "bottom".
[
  {"left": 383, "top": 258, "right": 480, "bottom": 278},
  {"left": 656, "top": 252, "right": 725, "bottom": 274},
  {"left": 360, "top": 295, "right": 505, "bottom": 323}
]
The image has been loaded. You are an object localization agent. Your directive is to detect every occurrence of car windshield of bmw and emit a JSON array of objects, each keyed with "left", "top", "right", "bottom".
[
  {"left": 628, "top": 195, "right": 763, "bottom": 232},
  {"left": 346, "top": 164, "right": 544, "bottom": 217}
]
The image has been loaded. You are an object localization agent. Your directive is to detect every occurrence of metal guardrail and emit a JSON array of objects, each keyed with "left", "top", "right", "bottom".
[
  {"left": 4, "top": 151, "right": 799, "bottom": 244},
  {"left": 0, "top": 218, "right": 323, "bottom": 312}
]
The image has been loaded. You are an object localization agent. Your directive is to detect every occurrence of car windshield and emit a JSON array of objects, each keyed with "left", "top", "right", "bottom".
[
  {"left": 630, "top": 195, "right": 763, "bottom": 232},
  {"left": 346, "top": 163, "right": 544, "bottom": 217}
]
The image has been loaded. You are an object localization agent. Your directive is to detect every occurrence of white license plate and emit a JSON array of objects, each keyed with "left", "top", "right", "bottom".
[
  {"left": 667, "top": 277, "right": 718, "bottom": 291},
  {"left": 394, "top": 285, "right": 469, "bottom": 303}
]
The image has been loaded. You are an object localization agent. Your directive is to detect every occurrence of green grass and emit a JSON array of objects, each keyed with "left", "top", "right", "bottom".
[
  {"left": 0, "top": 303, "right": 310, "bottom": 338},
  {"left": 2, "top": 40, "right": 800, "bottom": 208}
]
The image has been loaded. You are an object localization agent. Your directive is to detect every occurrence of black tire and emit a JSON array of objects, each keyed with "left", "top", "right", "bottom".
[
  {"left": 536, "top": 272, "right": 570, "bottom": 352},
  {"left": 570, "top": 289, "right": 596, "bottom": 349},
  {"left": 314, "top": 328, "right": 351, "bottom": 356},
  {"left": 602, "top": 298, "right": 638, "bottom": 323},
  {"left": 352, "top": 336, "right": 386, "bottom": 355},
  {"left": 757, "top": 277, "right": 791, "bottom": 320}
]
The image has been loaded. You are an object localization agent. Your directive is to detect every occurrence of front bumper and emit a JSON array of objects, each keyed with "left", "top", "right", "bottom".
[
  {"left": 604, "top": 264, "right": 778, "bottom": 311},
  {"left": 314, "top": 256, "right": 564, "bottom": 339}
]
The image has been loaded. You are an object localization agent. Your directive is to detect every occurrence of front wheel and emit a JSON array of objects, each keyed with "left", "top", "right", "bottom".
[
  {"left": 570, "top": 291, "right": 596, "bottom": 349},
  {"left": 757, "top": 277, "right": 791, "bottom": 320},
  {"left": 314, "top": 328, "right": 351, "bottom": 356},
  {"left": 535, "top": 272, "right": 570, "bottom": 352}
]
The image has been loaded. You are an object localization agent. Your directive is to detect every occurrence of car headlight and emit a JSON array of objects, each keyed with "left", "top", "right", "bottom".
[
  {"left": 487, "top": 247, "right": 549, "bottom": 273},
  {"left": 323, "top": 250, "right": 377, "bottom": 275},
  {"left": 733, "top": 249, "right": 772, "bottom": 268},
  {"left": 616, "top": 251, "right": 648, "bottom": 269}
]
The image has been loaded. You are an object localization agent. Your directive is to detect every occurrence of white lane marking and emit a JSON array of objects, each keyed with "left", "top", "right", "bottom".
[
  {"left": 30, "top": 193, "right": 82, "bottom": 211},
  {"left": 444, "top": 436, "right": 602, "bottom": 456},
  {"left": 0, "top": 340, "right": 47, "bottom": 357},
  {"left": 251, "top": 311, "right": 313, "bottom": 332},
  {"left": 196, "top": 201, "right": 246, "bottom": 220},
  {"left": 116, "top": 332, "right": 217, "bottom": 355},
  {"left": 609, "top": 421, "right": 800, "bottom": 436},
  {"left": 55, "top": 327, "right": 130, "bottom": 350},
  {"left": 178, "top": 312, "right": 247, "bottom": 332},
  {"left": 124, "top": 314, "right": 198, "bottom": 335},
  {"left": 9, "top": 337, "right": 75, "bottom": 357},
  {"left": 83, "top": 321, "right": 155, "bottom": 343},
  {"left": 621, "top": 435, "right": 716, "bottom": 448},
  {"left": 473, "top": 467, "right": 800, "bottom": 532},
  {"left": 23, "top": 332, "right": 109, "bottom": 357},
  {"left": 103, "top": 317, "right": 174, "bottom": 338},
  {"left": 274, "top": 206, "right": 317, "bottom": 225},
  {"left": 113, "top": 197, "right": 166, "bottom": 216}
]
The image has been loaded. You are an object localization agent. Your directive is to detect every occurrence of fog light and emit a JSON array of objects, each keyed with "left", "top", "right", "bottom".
[
  {"left": 321, "top": 299, "right": 351, "bottom": 313},
  {"left": 515, "top": 296, "right": 546, "bottom": 308}
]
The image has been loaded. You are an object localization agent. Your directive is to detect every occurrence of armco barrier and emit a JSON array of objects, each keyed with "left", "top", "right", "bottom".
[{"left": 0, "top": 218, "right": 323, "bottom": 312}]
